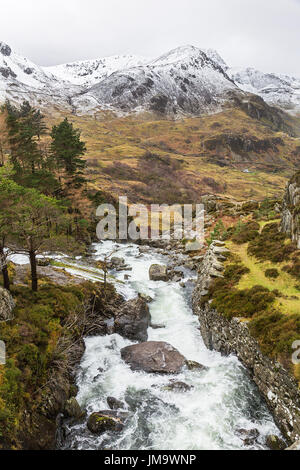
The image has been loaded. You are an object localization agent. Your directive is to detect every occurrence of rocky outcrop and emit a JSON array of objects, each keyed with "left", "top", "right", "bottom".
[
  {"left": 64, "top": 398, "right": 84, "bottom": 420},
  {"left": 121, "top": 341, "right": 186, "bottom": 374},
  {"left": 149, "top": 264, "right": 168, "bottom": 281},
  {"left": 280, "top": 171, "right": 300, "bottom": 248},
  {"left": 265, "top": 434, "right": 286, "bottom": 450},
  {"left": 87, "top": 410, "right": 127, "bottom": 434},
  {"left": 0, "top": 287, "right": 15, "bottom": 322},
  {"left": 0, "top": 42, "right": 11, "bottom": 56},
  {"left": 192, "top": 241, "right": 300, "bottom": 444},
  {"left": 114, "top": 297, "right": 150, "bottom": 342}
]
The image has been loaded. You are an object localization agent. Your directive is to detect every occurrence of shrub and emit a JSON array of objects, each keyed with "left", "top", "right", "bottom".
[
  {"left": 0, "top": 281, "right": 99, "bottom": 445},
  {"left": 231, "top": 220, "right": 260, "bottom": 244},
  {"left": 265, "top": 268, "right": 280, "bottom": 279},
  {"left": 249, "top": 310, "right": 300, "bottom": 361},
  {"left": 211, "top": 283, "right": 276, "bottom": 320},
  {"left": 208, "top": 220, "right": 228, "bottom": 245},
  {"left": 248, "top": 222, "right": 296, "bottom": 263},
  {"left": 283, "top": 260, "right": 300, "bottom": 279}
]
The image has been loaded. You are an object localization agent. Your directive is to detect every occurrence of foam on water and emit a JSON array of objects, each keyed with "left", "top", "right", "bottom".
[{"left": 61, "top": 241, "right": 280, "bottom": 450}]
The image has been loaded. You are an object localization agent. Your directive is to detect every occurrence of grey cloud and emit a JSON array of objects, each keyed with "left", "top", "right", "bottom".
[{"left": 0, "top": 0, "right": 299, "bottom": 75}]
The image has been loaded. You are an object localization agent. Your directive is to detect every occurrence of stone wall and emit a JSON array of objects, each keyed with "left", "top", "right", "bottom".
[{"left": 192, "top": 241, "right": 300, "bottom": 444}]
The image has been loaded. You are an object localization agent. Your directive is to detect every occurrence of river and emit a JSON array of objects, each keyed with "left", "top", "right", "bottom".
[{"left": 57, "top": 240, "right": 280, "bottom": 450}]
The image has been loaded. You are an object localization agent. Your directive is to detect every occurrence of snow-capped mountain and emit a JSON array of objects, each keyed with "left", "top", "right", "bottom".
[
  {"left": 70, "top": 46, "right": 237, "bottom": 115},
  {"left": 0, "top": 41, "right": 82, "bottom": 110},
  {"left": 46, "top": 55, "right": 148, "bottom": 87},
  {"left": 229, "top": 67, "right": 300, "bottom": 112},
  {"left": 0, "top": 40, "right": 299, "bottom": 116}
]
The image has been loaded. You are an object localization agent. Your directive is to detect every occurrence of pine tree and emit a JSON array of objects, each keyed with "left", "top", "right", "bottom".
[
  {"left": 5, "top": 101, "right": 47, "bottom": 174},
  {"left": 50, "top": 118, "right": 86, "bottom": 177}
]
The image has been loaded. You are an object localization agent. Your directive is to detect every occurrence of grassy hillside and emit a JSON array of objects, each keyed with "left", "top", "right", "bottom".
[
  {"left": 40, "top": 107, "right": 300, "bottom": 204},
  {"left": 204, "top": 209, "right": 300, "bottom": 383}
]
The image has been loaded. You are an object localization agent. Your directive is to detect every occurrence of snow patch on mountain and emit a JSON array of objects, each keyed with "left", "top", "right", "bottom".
[
  {"left": 230, "top": 67, "right": 300, "bottom": 112},
  {"left": 70, "top": 46, "right": 237, "bottom": 115},
  {"left": 0, "top": 40, "right": 299, "bottom": 115},
  {"left": 46, "top": 54, "right": 149, "bottom": 87}
]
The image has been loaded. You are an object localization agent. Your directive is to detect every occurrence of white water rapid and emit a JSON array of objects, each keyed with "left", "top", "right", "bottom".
[{"left": 60, "top": 241, "right": 280, "bottom": 450}]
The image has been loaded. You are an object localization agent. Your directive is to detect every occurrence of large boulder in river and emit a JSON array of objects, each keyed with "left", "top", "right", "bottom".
[
  {"left": 114, "top": 297, "right": 150, "bottom": 342},
  {"left": 87, "top": 410, "right": 128, "bottom": 434},
  {"left": 64, "top": 397, "right": 85, "bottom": 420},
  {"left": 0, "top": 287, "right": 15, "bottom": 322},
  {"left": 149, "top": 264, "right": 168, "bottom": 281},
  {"left": 121, "top": 341, "right": 186, "bottom": 374}
]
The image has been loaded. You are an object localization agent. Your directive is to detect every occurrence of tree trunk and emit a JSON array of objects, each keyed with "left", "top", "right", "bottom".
[
  {"left": 29, "top": 250, "right": 38, "bottom": 291},
  {"left": 0, "top": 246, "right": 10, "bottom": 291}
]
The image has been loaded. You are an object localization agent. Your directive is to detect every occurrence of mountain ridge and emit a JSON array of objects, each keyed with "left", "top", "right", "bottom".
[{"left": 0, "top": 41, "right": 300, "bottom": 116}]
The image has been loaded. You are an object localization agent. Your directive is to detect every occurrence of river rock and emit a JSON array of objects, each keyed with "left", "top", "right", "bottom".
[
  {"left": 107, "top": 396, "right": 125, "bottom": 410},
  {"left": 0, "top": 287, "right": 15, "bottom": 322},
  {"left": 185, "top": 360, "right": 208, "bottom": 371},
  {"left": 120, "top": 341, "right": 186, "bottom": 374},
  {"left": 150, "top": 323, "right": 165, "bottom": 329},
  {"left": 110, "top": 257, "right": 125, "bottom": 267},
  {"left": 64, "top": 397, "right": 85, "bottom": 420},
  {"left": 114, "top": 297, "right": 150, "bottom": 342},
  {"left": 149, "top": 264, "right": 168, "bottom": 281},
  {"left": 285, "top": 439, "right": 300, "bottom": 450},
  {"left": 236, "top": 428, "right": 259, "bottom": 446},
  {"left": 87, "top": 410, "right": 127, "bottom": 434},
  {"left": 265, "top": 434, "right": 286, "bottom": 450},
  {"left": 164, "top": 381, "right": 193, "bottom": 392},
  {"left": 138, "top": 293, "right": 154, "bottom": 303},
  {"left": 37, "top": 257, "right": 51, "bottom": 266}
]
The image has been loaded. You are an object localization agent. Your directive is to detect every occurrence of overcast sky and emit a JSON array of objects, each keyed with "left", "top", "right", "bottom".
[{"left": 1, "top": 0, "right": 300, "bottom": 75}]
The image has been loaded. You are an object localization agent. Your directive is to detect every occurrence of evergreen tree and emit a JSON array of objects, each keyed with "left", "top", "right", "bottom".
[
  {"left": 0, "top": 165, "right": 21, "bottom": 290},
  {"left": 50, "top": 118, "right": 86, "bottom": 177},
  {"left": 5, "top": 101, "right": 47, "bottom": 174}
]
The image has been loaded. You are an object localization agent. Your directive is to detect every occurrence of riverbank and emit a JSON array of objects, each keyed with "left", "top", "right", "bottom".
[
  {"left": 192, "top": 240, "right": 300, "bottom": 445},
  {"left": 1, "top": 240, "right": 293, "bottom": 450}
]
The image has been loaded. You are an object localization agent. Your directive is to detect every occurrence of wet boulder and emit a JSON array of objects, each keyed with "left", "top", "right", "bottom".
[
  {"left": 37, "top": 257, "right": 51, "bottom": 266},
  {"left": 164, "top": 381, "right": 194, "bottom": 392},
  {"left": 185, "top": 360, "right": 208, "bottom": 371},
  {"left": 236, "top": 428, "right": 259, "bottom": 446},
  {"left": 110, "top": 257, "right": 125, "bottom": 267},
  {"left": 121, "top": 341, "right": 186, "bottom": 374},
  {"left": 138, "top": 293, "right": 154, "bottom": 303},
  {"left": 125, "top": 388, "right": 178, "bottom": 415},
  {"left": 107, "top": 396, "right": 125, "bottom": 410},
  {"left": 87, "top": 410, "right": 128, "bottom": 434},
  {"left": 0, "top": 287, "right": 15, "bottom": 322},
  {"left": 64, "top": 397, "right": 85, "bottom": 420},
  {"left": 149, "top": 264, "right": 168, "bottom": 281},
  {"left": 114, "top": 297, "right": 150, "bottom": 342}
]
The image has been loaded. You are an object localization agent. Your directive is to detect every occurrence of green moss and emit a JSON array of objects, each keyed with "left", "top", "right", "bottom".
[{"left": 0, "top": 281, "right": 100, "bottom": 446}]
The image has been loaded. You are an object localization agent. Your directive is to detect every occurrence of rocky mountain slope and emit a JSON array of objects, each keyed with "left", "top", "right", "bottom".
[
  {"left": 1, "top": 41, "right": 299, "bottom": 116},
  {"left": 281, "top": 171, "right": 300, "bottom": 247},
  {"left": 230, "top": 67, "right": 300, "bottom": 113},
  {"left": 0, "top": 41, "right": 80, "bottom": 111}
]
